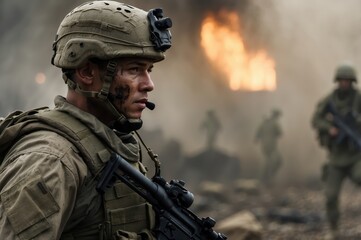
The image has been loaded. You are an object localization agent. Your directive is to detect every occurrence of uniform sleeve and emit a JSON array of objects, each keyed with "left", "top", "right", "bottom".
[
  {"left": 311, "top": 97, "right": 333, "bottom": 132},
  {"left": 354, "top": 92, "right": 361, "bottom": 126},
  {"left": 0, "top": 131, "right": 87, "bottom": 240}
]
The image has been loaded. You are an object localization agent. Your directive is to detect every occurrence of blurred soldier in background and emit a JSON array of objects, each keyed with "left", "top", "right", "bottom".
[
  {"left": 0, "top": 1, "right": 172, "bottom": 239},
  {"left": 255, "top": 109, "right": 283, "bottom": 185},
  {"left": 311, "top": 63, "right": 361, "bottom": 240},
  {"left": 200, "top": 109, "right": 222, "bottom": 149}
]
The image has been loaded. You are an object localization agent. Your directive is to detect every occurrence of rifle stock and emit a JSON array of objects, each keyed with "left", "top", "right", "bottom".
[{"left": 97, "top": 153, "right": 227, "bottom": 240}]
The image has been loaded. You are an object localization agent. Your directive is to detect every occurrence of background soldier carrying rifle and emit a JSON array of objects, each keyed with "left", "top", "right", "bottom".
[{"left": 311, "top": 63, "right": 361, "bottom": 240}]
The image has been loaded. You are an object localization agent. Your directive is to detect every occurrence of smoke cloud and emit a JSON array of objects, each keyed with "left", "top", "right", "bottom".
[{"left": 2, "top": 0, "right": 361, "bottom": 184}]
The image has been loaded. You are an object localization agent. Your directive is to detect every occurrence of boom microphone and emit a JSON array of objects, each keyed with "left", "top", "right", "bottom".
[{"left": 146, "top": 101, "right": 155, "bottom": 110}]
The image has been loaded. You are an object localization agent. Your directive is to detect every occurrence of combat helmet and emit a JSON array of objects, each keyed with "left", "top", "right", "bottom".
[
  {"left": 51, "top": 1, "right": 172, "bottom": 132},
  {"left": 334, "top": 64, "right": 357, "bottom": 82},
  {"left": 51, "top": 1, "right": 172, "bottom": 68}
]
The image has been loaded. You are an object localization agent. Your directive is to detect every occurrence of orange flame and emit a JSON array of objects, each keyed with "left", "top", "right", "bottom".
[{"left": 200, "top": 11, "right": 276, "bottom": 91}]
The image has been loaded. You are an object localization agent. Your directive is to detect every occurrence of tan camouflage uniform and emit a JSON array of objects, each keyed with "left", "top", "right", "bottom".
[{"left": 312, "top": 64, "right": 361, "bottom": 238}]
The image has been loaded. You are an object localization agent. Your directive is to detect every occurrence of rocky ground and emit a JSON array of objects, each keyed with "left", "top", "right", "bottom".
[
  {"left": 139, "top": 141, "right": 361, "bottom": 239},
  {"left": 191, "top": 179, "right": 361, "bottom": 240}
]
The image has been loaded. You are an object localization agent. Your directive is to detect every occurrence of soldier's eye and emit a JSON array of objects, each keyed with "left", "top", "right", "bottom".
[{"left": 128, "top": 67, "right": 140, "bottom": 74}]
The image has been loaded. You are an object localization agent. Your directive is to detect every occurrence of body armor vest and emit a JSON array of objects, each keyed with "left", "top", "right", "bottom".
[{"left": 0, "top": 108, "right": 156, "bottom": 240}]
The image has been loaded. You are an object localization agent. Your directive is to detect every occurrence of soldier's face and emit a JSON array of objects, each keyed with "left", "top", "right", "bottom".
[
  {"left": 338, "top": 79, "right": 352, "bottom": 91},
  {"left": 109, "top": 58, "right": 155, "bottom": 119}
]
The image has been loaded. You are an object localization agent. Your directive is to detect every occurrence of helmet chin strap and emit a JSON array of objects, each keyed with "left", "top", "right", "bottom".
[
  {"left": 63, "top": 60, "right": 143, "bottom": 133},
  {"left": 103, "top": 97, "right": 143, "bottom": 133}
]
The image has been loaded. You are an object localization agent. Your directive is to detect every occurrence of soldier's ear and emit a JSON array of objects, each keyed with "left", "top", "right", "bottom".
[{"left": 75, "top": 61, "right": 99, "bottom": 86}]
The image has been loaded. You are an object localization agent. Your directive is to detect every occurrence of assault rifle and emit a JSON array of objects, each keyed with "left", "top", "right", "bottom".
[
  {"left": 326, "top": 101, "right": 361, "bottom": 150},
  {"left": 96, "top": 153, "right": 227, "bottom": 240}
]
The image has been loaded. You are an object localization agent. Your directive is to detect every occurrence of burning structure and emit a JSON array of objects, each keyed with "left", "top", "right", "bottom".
[{"left": 201, "top": 10, "right": 276, "bottom": 92}]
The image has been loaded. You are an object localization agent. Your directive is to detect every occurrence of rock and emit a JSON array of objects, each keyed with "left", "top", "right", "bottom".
[
  {"left": 234, "top": 179, "right": 261, "bottom": 195},
  {"left": 216, "top": 211, "right": 263, "bottom": 240},
  {"left": 267, "top": 207, "right": 322, "bottom": 225},
  {"left": 181, "top": 148, "right": 241, "bottom": 186}
]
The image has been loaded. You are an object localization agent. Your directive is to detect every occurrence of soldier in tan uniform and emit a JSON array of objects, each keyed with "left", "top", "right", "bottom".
[
  {"left": 255, "top": 109, "right": 283, "bottom": 185},
  {"left": 311, "top": 64, "right": 361, "bottom": 240},
  {"left": 0, "top": 1, "right": 172, "bottom": 239},
  {"left": 200, "top": 109, "right": 222, "bottom": 150}
]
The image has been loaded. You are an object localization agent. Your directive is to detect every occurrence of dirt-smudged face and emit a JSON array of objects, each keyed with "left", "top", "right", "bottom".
[{"left": 110, "top": 58, "right": 155, "bottom": 119}]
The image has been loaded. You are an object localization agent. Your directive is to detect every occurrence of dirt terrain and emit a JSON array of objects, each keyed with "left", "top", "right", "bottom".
[
  {"left": 139, "top": 135, "right": 361, "bottom": 239},
  {"left": 192, "top": 180, "right": 361, "bottom": 240}
]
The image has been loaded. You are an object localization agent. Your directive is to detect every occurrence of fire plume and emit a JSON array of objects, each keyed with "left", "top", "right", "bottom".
[{"left": 200, "top": 11, "right": 276, "bottom": 91}]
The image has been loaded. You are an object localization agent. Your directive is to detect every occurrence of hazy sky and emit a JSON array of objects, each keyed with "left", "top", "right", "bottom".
[{"left": 2, "top": 0, "right": 361, "bottom": 182}]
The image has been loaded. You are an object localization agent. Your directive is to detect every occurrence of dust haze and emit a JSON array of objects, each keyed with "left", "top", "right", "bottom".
[{"left": 1, "top": 0, "right": 361, "bottom": 184}]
